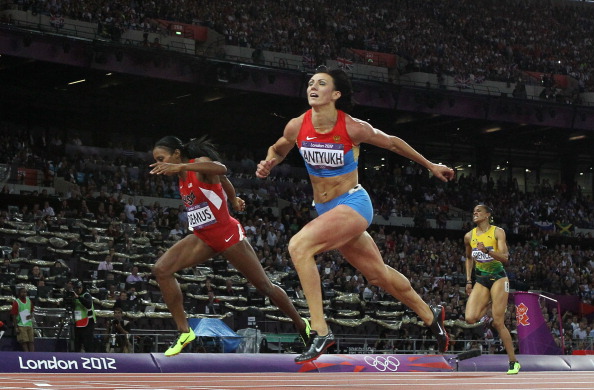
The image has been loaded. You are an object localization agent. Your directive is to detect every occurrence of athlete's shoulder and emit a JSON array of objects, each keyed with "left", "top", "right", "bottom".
[
  {"left": 284, "top": 114, "right": 307, "bottom": 142},
  {"left": 287, "top": 114, "right": 306, "bottom": 131},
  {"left": 345, "top": 114, "right": 375, "bottom": 144},
  {"left": 345, "top": 113, "right": 370, "bottom": 127},
  {"left": 493, "top": 225, "right": 506, "bottom": 235}
]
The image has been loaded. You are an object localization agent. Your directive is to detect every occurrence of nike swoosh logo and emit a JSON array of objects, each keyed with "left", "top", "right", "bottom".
[
  {"left": 306, "top": 136, "right": 317, "bottom": 140},
  {"left": 314, "top": 344, "right": 325, "bottom": 353},
  {"left": 179, "top": 335, "right": 190, "bottom": 344},
  {"left": 225, "top": 235, "right": 234, "bottom": 242}
]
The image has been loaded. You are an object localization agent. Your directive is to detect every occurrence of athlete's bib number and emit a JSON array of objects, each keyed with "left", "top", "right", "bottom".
[
  {"left": 187, "top": 202, "right": 217, "bottom": 230},
  {"left": 472, "top": 248, "right": 493, "bottom": 263},
  {"left": 301, "top": 141, "right": 345, "bottom": 169}
]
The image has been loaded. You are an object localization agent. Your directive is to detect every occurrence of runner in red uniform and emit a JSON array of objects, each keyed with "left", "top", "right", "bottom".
[{"left": 150, "top": 135, "right": 310, "bottom": 356}]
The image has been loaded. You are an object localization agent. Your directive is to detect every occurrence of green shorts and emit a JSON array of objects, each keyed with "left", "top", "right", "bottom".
[{"left": 476, "top": 268, "right": 507, "bottom": 289}]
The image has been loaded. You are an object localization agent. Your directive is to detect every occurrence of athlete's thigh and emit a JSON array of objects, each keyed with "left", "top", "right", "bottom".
[
  {"left": 466, "top": 282, "right": 492, "bottom": 319},
  {"left": 337, "top": 231, "right": 385, "bottom": 276},
  {"left": 490, "top": 277, "right": 510, "bottom": 319},
  {"left": 223, "top": 240, "right": 271, "bottom": 286},
  {"left": 294, "top": 204, "right": 369, "bottom": 255},
  {"left": 154, "top": 233, "right": 216, "bottom": 274}
]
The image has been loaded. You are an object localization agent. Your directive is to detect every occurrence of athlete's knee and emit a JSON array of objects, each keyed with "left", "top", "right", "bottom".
[
  {"left": 152, "top": 264, "right": 164, "bottom": 279},
  {"left": 491, "top": 318, "right": 506, "bottom": 330},
  {"left": 152, "top": 261, "right": 172, "bottom": 280},
  {"left": 465, "top": 314, "right": 479, "bottom": 324},
  {"left": 287, "top": 236, "right": 312, "bottom": 265}
]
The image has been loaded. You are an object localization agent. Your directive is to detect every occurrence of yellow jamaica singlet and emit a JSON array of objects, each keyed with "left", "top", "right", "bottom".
[{"left": 470, "top": 225, "right": 505, "bottom": 274}]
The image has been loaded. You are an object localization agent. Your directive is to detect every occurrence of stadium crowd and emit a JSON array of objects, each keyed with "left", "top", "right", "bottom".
[
  {"left": 1, "top": 121, "right": 594, "bottom": 355},
  {"left": 5, "top": 0, "right": 594, "bottom": 93},
  {"left": 2, "top": 122, "right": 594, "bottom": 236}
]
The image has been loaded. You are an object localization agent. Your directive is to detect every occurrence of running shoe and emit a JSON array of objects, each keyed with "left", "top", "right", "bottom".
[
  {"left": 295, "top": 330, "right": 335, "bottom": 364},
  {"left": 507, "top": 361, "right": 521, "bottom": 375},
  {"left": 164, "top": 328, "right": 196, "bottom": 357},
  {"left": 429, "top": 305, "right": 449, "bottom": 353},
  {"left": 299, "top": 318, "right": 312, "bottom": 346}
]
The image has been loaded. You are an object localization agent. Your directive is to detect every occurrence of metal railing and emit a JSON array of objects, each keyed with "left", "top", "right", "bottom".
[
  {"left": 262, "top": 335, "right": 509, "bottom": 355},
  {"left": 249, "top": 334, "right": 594, "bottom": 355},
  {"left": 20, "top": 327, "right": 594, "bottom": 354}
]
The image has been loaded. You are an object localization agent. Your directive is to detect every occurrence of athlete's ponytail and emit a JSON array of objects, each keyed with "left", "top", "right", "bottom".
[
  {"left": 154, "top": 135, "right": 221, "bottom": 162},
  {"left": 184, "top": 136, "right": 222, "bottom": 162}
]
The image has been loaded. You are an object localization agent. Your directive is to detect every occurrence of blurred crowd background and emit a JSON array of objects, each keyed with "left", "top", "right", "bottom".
[{"left": 0, "top": 0, "right": 594, "bottom": 356}]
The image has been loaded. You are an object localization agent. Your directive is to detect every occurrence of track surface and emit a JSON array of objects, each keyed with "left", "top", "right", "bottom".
[{"left": 2, "top": 371, "right": 594, "bottom": 390}]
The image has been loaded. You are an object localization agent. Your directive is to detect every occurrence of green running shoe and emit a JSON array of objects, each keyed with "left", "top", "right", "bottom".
[
  {"left": 507, "top": 361, "right": 521, "bottom": 375},
  {"left": 164, "top": 328, "right": 196, "bottom": 357},
  {"left": 299, "top": 318, "right": 312, "bottom": 346}
]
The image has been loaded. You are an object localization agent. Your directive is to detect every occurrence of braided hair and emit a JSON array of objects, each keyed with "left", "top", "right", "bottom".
[{"left": 154, "top": 135, "right": 221, "bottom": 162}]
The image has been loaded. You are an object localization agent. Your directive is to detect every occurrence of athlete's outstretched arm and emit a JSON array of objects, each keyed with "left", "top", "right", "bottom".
[
  {"left": 256, "top": 117, "right": 302, "bottom": 179},
  {"left": 150, "top": 159, "right": 226, "bottom": 176},
  {"left": 347, "top": 116, "right": 454, "bottom": 182}
]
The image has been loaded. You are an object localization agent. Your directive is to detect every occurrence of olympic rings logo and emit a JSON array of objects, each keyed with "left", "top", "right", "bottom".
[{"left": 363, "top": 355, "right": 401, "bottom": 372}]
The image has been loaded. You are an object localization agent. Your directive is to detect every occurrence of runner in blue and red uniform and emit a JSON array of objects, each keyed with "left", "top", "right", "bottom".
[
  {"left": 150, "top": 136, "right": 310, "bottom": 356},
  {"left": 256, "top": 66, "right": 455, "bottom": 363}
]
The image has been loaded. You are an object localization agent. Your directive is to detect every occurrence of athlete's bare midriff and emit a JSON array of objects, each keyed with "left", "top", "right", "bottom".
[{"left": 310, "top": 170, "right": 358, "bottom": 204}]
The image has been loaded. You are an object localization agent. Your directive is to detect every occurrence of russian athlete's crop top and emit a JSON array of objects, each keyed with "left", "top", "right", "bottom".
[
  {"left": 178, "top": 160, "right": 230, "bottom": 231},
  {"left": 470, "top": 225, "right": 505, "bottom": 274},
  {"left": 296, "top": 109, "right": 359, "bottom": 177}
]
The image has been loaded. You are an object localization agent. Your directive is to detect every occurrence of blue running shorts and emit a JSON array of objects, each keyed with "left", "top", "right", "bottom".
[{"left": 314, "top": 184, "right": 373, "bottom": 226}]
